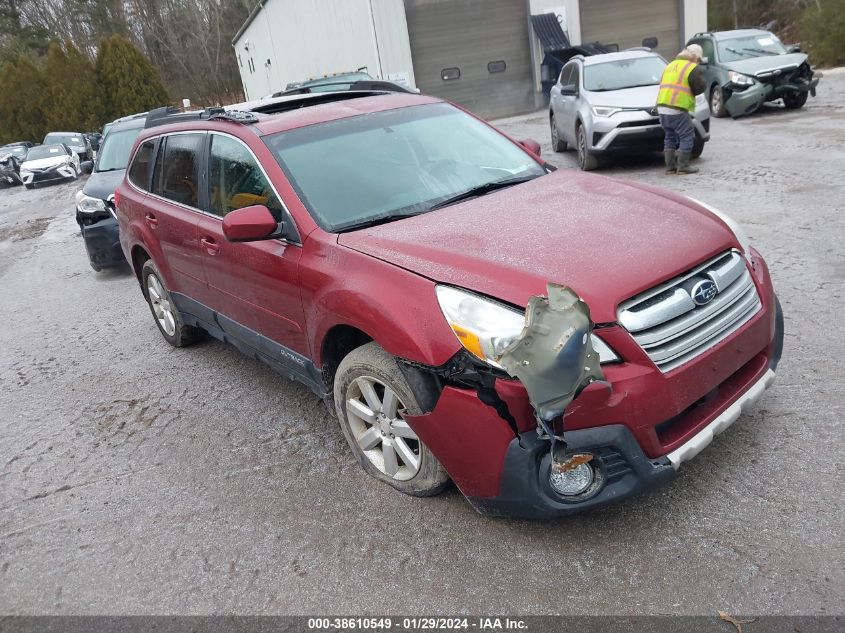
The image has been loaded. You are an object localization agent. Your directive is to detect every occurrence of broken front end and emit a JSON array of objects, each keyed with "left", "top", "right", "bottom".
[
  {"left": 402, "top": 256, "right": 783, "bottom": 519},
  {"left": 725, "top": 61, "right": 820, "bottom": 118}
]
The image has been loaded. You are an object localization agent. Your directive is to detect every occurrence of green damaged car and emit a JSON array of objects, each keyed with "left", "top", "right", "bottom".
[{"left": 687, "top": 29, "right": 820, "bottom": 119}]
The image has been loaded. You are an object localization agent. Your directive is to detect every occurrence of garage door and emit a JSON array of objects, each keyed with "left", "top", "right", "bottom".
[
  {"left": 404, "top": 0, "right": 535, "bottom": 119},
  {"left": 580, "top": 0, "right": 682, "bottom": 61}
]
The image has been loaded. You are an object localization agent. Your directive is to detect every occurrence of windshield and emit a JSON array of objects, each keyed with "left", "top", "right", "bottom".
[
  {"left": 96, "top": 127, "right": 142, "bottom": 172},
  {"left": 44, "top": 133, "right": 84, "bottom": 146},
  {"left": 26, "top": 145, "right": 66, "bottom": 161},
  {"left": 1, "top": 145, "right": 27, "bottom": 158},
  {"left": 264, "top": 103, "right": 546, "bottom": 232},
  {"left": 584, "top": 57, "right": 667, "bottom": 91},
  {"left": 718, "top": 33, "right": 787, "bottom": 62}
]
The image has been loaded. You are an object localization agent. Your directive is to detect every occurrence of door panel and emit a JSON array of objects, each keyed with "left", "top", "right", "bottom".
[
  {"left": 197, "top": 133, "right": 308, "bottom": 355},
  {"left": 197, "top": 217, "right": 306, "bottom": 355}
]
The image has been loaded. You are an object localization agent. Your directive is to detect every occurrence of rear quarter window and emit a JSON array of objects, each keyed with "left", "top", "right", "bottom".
[{"left": 128, "top": 139, "right": 156, "bottom": 191}]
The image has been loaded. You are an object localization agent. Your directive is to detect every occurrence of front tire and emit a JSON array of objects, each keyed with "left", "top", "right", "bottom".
[
  {"left": 334, "top": 342, "right": 449, "bottom": 497},
  {"left": 710, "top": 85, "right": 728, "bottom": 118},
  {"left": 783, "top": 91, "right": 808, "bottom": 110},
  {"left": 141, "top": 260, "right": 204, "bottom": 347},
  {"left": 692, "top": 139, "right": 704, "bottom": 159},
  {"left": 576, "top": 123, "right": 598, "bottom": 171}
]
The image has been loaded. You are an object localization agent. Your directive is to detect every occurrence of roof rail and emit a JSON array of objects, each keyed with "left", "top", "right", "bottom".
[
  {"left": 144, "top": 105, "right": 260, "bottom": 129},
  {"left": 248, "top": 90, "right": 392, "bottom": 115}
]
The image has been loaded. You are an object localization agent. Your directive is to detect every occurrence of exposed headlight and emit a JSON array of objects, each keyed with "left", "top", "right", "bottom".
[
  {"left": 728, "top": 71, "right": 755, "bottom": 86},
  {"left": 435, "top": 285, "right": 619, "bottom": 369},
  {"left": 591, "top": 106, "right": 622, "bottom": 118},
  {"left": 76, "top": 191, "right": 106, "bottom": 213},
  {"left": 686, "top": 196, "right": 751, "bottom": 254}
]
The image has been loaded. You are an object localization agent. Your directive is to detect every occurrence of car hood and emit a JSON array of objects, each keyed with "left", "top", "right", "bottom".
[
  {"left": 722, "top": 52, "right": 808, "bottom": 76},
  {"left": 82, "top": 168, "right": 125, "bottom": 200},
  {"left": 21, "top": 156, "right": 71, "bottom": 170},
  {"left": 585, "top": 84, "right": 658, "bottom": 108},
  {"left": 338, "top": 171, "right": 737, "bottom": 323}
]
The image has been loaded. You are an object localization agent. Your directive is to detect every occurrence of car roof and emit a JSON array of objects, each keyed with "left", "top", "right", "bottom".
[
  {"left": 108, "top": 116, "right": 149, "bottom": 133},
  {"left": 707, "top": 29, "right": 771, "bottom": 41},
  {"left": 581, "top": 50, "right": 661, "bottom": 66},
  {"left": 136, "top": 92, "right": 442, "bottom": 142}
]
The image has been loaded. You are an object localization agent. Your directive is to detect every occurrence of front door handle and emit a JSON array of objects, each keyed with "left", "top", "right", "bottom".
[
  {"left": 200, "top": 236, "right": 220, "bottom": 255},
  {"left": 145, "top": 213, "right": 158, "bottom": 229}
]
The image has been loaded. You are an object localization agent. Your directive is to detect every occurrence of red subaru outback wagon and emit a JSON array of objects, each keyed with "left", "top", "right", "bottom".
[{"left": 117, "top": 92, "right": 782, "bottom": 519}]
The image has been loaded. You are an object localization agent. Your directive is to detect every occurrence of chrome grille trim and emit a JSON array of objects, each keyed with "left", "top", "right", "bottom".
[{"left": 618, "top": 250, "right": 762, "bottom": 373}]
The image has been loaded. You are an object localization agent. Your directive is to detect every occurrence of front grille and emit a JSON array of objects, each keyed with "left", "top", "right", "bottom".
[{"left": 618, "top": 250, "right": 761, "bottom": 373}]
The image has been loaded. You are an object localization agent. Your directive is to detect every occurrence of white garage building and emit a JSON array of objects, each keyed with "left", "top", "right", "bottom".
[{"left": 233, "top": 0, "right": 708, "bottom": 118}]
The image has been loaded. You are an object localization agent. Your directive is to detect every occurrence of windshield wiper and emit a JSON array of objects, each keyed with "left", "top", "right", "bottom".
[
  {"left": 338, "top": 209, "right": 425, "bottom": 232},
  {"left": 725, "top": 47, "right": 754, "bottom": 57},
  {"left": 743, "top": 47, "right": 778, "bottom": 55},
  {"left": 428, "top": 175, "right": 538, "bottom": 211}
]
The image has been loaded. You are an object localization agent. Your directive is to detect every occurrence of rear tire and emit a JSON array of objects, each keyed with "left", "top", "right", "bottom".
[
  {"left": 334, "top": 342, "right": 449, "bottom": 497},
  {"left": 141, "top": 260, "right": 204, "bottom": 347},
  {"left": 710, "top": 85, "right": 728, "bottom": 118},
  {"left": 783, "top": 91, "right": 808, "bottom": 110},
  {"left": 550, "top": 113, "right": 567, "bottom": 152}
]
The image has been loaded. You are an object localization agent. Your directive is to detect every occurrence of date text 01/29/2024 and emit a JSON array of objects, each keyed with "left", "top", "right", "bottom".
[{"left": 307, "top": 617, "right": 528, "bottom": 630}]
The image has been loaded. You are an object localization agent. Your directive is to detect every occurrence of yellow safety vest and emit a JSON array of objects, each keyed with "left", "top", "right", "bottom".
[{"left": 657, "top": 59, "right": 697, "bottom": 112}]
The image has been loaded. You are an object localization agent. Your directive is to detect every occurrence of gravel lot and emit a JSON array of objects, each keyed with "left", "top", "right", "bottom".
[{"left": 1, "top": 72, "right": 843, "bottom": 617}]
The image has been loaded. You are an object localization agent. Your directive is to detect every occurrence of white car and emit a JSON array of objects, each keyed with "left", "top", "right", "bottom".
[{"left": 20, "top": 143, "right": 81, "bottom": 189}]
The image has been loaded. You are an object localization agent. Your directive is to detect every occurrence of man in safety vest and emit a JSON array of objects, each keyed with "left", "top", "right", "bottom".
[{"left": 657, "top": 44, "right": 706, "bottom": 174}]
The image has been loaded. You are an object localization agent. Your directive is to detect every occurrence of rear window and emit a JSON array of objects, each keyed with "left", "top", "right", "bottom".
[
  {"left": 151, "top": 133, "right": 204, "bottom": 208},
  {"left": 128, "top": 139, "right": 156, "bottom": 190}
]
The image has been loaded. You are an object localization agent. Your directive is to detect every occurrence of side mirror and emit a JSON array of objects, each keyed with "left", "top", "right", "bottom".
[
  {"left": 520, "top": 139, "right": 541, "bottom": 157},
  {"left": 222, "top": 204, "right": 279, "bottom": 242},
  {"left": 700, "top": 56, "right": 709, "bottom": 65},
  {"left": 787, "top": 44, "right": 801, "bottom": 53},
  {"left": 642, "top": 37, "right": 658, "bottom": 49},
  {"left": 561, "top": 84, "right": 577, "bottom": 96},
  {"left": 80, "top": 161, "right": 94, "bottom": 174}
]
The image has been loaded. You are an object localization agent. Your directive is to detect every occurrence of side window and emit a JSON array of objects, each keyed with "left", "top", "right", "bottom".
[
  {"left": 152, "top": 133, "right": 204, "bottom": 208},
  {"left": 570, "top": 64, "right": 580, "bottom": 90},
  {"left": 698, "top": 38, "right": 715, "bottom": 62},
  {"left": 208, "top": 134, "right": 284, "bottom": 220},
  {"left": 558, "top": 64, "right": 573, "bottom": 86},
  {"left": 128, "top": 139, "right": 156, "bottom": 191}
]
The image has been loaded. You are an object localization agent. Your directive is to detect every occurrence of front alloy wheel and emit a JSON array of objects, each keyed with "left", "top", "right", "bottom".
[
  {"left": 333, "top": 342, "right": 449, "bottom": 496},
  {"left": 576, "top": 124, "right": 598, "bottom": 171},
  {"left": 346, "top": 376, "right": 421, "bottom": 481},
  {"left": 710, "top": 85, "right": 727, "bottom": 118}
]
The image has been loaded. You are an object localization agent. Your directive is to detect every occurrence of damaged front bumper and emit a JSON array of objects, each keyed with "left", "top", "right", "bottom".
[
  {"left": 404, "top": 281, "right": 784, "bottom": 519},
  {"left": 77, "top": 212, "right": 125, "bottom": 269},
  {"left": 725, "top": 76, "right": 820, "bottom": 118}
]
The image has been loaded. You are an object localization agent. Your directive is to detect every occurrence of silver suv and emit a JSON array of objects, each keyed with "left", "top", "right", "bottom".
[{"left": 549, "top": 50, "right": 711, "bottom": 170}]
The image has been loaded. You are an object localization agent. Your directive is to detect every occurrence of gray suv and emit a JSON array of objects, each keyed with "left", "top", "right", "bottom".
[{"left": 549, "top": 50, "right": 711, "bottom": 170}]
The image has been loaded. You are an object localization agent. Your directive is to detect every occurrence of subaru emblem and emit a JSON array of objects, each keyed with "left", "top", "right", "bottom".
[{"left": 691, "top": 280, "right": 718, "bottom": 306}]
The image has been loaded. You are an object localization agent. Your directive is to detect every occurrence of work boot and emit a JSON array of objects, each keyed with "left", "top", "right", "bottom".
[
  {"left": 664, "top": 149, "right": 677, "bottom": 174},
  {"left": 676, "top": 151, "right": 699, "bottom": 174}
]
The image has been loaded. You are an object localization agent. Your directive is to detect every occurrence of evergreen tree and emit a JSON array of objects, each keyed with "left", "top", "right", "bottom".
[
  {"left": 96, "top": 34, "right": 170, "bottom": 122},
  {"left": 43, "top": 39, "right": 100, "bottom": 131},
  {"left": 0, "top": 56, "right": 48, "bottom": 143}
]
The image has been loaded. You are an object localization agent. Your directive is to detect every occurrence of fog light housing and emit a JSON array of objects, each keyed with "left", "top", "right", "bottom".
[{"left": 550, "top": 462, "right": 595, "bottom": 496}]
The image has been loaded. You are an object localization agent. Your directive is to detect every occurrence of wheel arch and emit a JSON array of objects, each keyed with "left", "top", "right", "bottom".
[
  {"left": 130, "top": 245, "right": 151, "bottom": 285},
  {"left": 319, "top": 324, "right": 374, "bottom": 388}
]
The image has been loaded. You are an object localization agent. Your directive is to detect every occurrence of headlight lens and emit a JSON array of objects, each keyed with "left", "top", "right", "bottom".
[
  {"left": 591, "top": 106, "right": 622, "bottom": 118},
  {"left": 728, "top": 71, "right": 755, "bottom": 86},
  {"left": 76, "top": 191, "right": 106, "bottom": 213},
  {"left": 435, "top": 285, "right": 620, "bottom": 369},
  {"left": 686, "top": 196, "right": 751, "bottom": 254}
]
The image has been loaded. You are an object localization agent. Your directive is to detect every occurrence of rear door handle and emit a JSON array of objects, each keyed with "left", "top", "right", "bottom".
[
  {"left": 145, "top": 213, "right": 158, "bottom": 229},
  {"left": 200, "top": 236, "right": 220, "bottom": 255}
]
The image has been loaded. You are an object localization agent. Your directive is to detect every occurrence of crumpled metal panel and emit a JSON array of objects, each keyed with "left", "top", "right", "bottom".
[{"left": 498, "top": 284, "right": 604, "bottom": 423}]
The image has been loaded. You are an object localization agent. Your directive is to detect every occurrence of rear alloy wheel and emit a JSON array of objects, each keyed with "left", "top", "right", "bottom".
[
  {"left": 334, "top": 342, "right": 449, "bottom": 497},
  {"left": 141, "top": 260, "right": 204, "bottom": 347},
  {"left": 783, "top": 91, "right": 808, "bottom": 110},
  {"left": 710, "top": 85, "right": 728, "bottom": 118},
  {"left": 550, "top": 113, "right": 567, "bottom": 152},
  {"left": 576, "top": 124, "right": 598, "bottom": 171}
]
